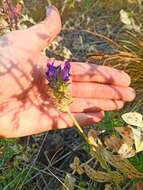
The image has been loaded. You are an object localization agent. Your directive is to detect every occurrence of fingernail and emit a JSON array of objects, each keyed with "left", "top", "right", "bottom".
[{"left": 46, "top": 5, "right": 58, "bottom": 17}]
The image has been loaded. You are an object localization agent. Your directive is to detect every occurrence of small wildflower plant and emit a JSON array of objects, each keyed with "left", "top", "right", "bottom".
[
  {"left": 45, "top": 60, "right": 88, "bottom": 140},
  {"left": 45, "top": 60, "right": 72, "bottom": 112}
]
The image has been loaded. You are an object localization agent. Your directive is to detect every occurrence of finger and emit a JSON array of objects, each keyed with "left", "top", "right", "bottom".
[
  {"left": 40, "top": 59, "right": 131, "bottom": 87},
  {"left": 23, "top": 5, "right": 61, "bottom": 52},
  {"left": 39, "top": 59, "right": 131, "bottom": 87},
  {"left": 59, "top": 111, "right": 104, "bottom": 128},
  {"left": 70, "top": 98, "right": 124, "bottom": 112},
  {"left": 71, "top": 62, "right": 131, "bottom": 87},
  {"left": 72, "top": 82, "right": 135, "bottom": 101},
  {"left": 0, "top": 102, "right": 104, "bottom": 138}
]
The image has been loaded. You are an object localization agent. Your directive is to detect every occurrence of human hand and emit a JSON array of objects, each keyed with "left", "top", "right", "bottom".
[{"left": 0, "top": 6, "right": 135, "bottom": 138}]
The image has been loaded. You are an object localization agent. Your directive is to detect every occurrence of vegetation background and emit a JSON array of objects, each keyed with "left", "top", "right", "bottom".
[{"left": 1, "top": 0, "right": 143, "bottom": 189}]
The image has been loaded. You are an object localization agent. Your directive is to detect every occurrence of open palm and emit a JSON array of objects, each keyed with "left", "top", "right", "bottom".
[{"left": 0, "top": 6, "right": 135, "bottom": 138}]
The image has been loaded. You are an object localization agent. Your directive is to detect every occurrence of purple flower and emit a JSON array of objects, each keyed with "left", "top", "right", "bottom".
[
  {"left": 46, "top": 62, "right": 58, "bottom": 81},
  {"left": 46, "top": 61, "right": 71, "bottom": 83},
  {"left": 61, "top": 61, "right": 71, "bottom": 82},
  {"left": 45, "top": 60, "right": 72, "bottom": 110}
]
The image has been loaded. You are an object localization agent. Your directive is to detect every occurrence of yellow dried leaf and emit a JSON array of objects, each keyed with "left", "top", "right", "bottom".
[
  {"left": 90, "top": 147, "right": 108, "bottom": 170},
  {"left": 70, "top": 157, "right": 84, "bottom": 175},
  {"left": 87, "top": 129, "right": 101, "bottom": 147},
  {"left": 104, "top": 184, "right": 113, "bottom": 190},
  {"left": 118, "top": 143, "right": 136, "bottom": 158},
  {"left": 115, "top": 127, "right": 134, "bottom": 146},
  {"left": 83, "top": 164, "right": 123, "bottom": 183},
  {"left": 115, "top": 125, "right": 143, "bottom": 155},
  {"left": 130, "top": 126, "right": 143, "bottom": 153},
  {"left": 122, "top": 112, "right": 143, "bottom": 127},
  {"left": 110, "top": 171, "right": 124, "bottom": 183},
  {"left": 104, "top": 133, "right": 135, "bottom": 158},
  {"left": 104, "top": 135, "right": 123, "bottom": 152},
  {"left": 62, "top": 174, "right": 76, "bottom": 190},
  {"left": 120, "top": 9, "right": 132, "bottom": 25},
  {"left": 103, "top": 149, "right": 143, "bottom": 178},
  {"left": 83, "top": 164, "right": 111, "bottom": 182}
]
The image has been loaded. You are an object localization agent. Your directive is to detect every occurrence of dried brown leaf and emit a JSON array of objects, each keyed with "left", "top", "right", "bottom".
[
  {"left": 115, "top": 127, "right": 134, "bottom": 146},
  {"left": 83, "top": 164, "right": 123, "bottom": 183},
  {"left": 103, "top": 150, "right": 143, "bottom": 178},
  {"left": 62, "top": 174, "right": 76, "bottom": 190},
  {"left": 70, "top": 157, "right": 84, "bottom": 175},
  {"left": 104, "top": 135, "right": 123, "bottom": 152}
]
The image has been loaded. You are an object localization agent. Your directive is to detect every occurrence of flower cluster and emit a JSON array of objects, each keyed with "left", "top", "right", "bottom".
[
  {"left": 45, "top": 60, "right": 72, "bottom": 111},
  {"left": 46, "top": 60, "right": 71, "bottom": 84}
]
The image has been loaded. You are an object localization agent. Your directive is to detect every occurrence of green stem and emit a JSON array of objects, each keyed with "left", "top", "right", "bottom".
[
  {"left": 115, "top": 183, "right": 122, "bottom": 190},
  {"left": 66, "top": 107, "right": 122, "bottom": 190},
  {"left": 66, "top": 107, "right": 88, "bottom": 143}
]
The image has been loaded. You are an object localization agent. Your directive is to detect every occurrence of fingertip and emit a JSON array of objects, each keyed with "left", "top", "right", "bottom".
[
  {"left": 86, "top": 111, "right": 105, "bottom": 124},
  {"left": 24, "top": 5, "right": 61, "bottom": 51},
  {"left": 127, "top": 87, "right": 136, "bottom": 101},
  {"left": 46, "top": 5, "right": 60, "bottom": 18},
  {"left": 45, "top": 5, "right": 62, "bottom": 40},
  {"left": 94, "top": 110, "right": 105, "bottom": 122},
  {"left": 120, "top": 70, "right": 131, "bottom": 86}
]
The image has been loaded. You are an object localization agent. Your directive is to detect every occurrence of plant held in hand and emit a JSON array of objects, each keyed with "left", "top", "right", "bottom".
[
  {"left": 45, "top": 60, "right": 88, "bottom": 140},
  {"left": 45, "top": 60, "right": 72, "bottom": 111}
]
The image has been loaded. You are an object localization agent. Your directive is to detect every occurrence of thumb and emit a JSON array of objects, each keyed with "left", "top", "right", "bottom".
[{"left": 24, "top": 5, "right": 61, "bottom": 52}]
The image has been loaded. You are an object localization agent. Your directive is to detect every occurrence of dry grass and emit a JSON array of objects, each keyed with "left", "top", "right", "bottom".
[
  {"left": 1, "top": 0, "right": 143, "bottom": 189},
  {"left": 88, "top": 31, "right": 143, "bottom": 112}
]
